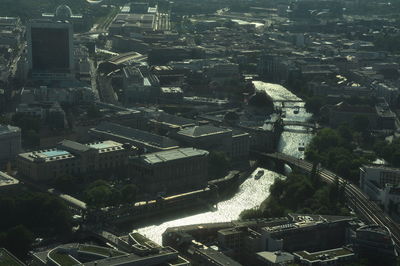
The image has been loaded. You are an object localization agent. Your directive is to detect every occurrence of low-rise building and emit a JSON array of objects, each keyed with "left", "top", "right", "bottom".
[
  {"left": 293, "top": 247, "right": 355, "bottom": 266},
  {"left": 174, "top": 125, "right": 250, "bottom": 160},
  {"left": 159, "top": 87, "right": 184, "bottom": 104},
  {"left": 0, "top": 171, "right": 19, "bottom": 192},
  {"left": 354, "top": 225, "right": 397, "bottom": 266},
  {"left": 0, "top": 124, "right": 21, "bottom": 162},
  {"left": 328, "top": 102, "right": 377, "bottom": 129},
  {"left": 261, "top": 214, "right": 352, "bottom": 252},
  {"left": 359, "top": 164, "right": 400, "bottom": 201},
  {"left": 122, "top": 66, "right": 160, "bottom": 104},
  {"left": 89, "top": 121, "right": 179, "bottom": 153},
  {"left": 17, "top": 140, "right": 136, "bottom": 181},
  {"left": 129, "top": 147, "right": 208, "bottom": 195},
  {"left": 256, "top": 251, "right": 294, "bottom": 266}
]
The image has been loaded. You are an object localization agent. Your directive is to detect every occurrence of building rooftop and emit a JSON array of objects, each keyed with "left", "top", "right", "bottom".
[
  {"left": 0, "top": 124, "right": 20, "bottom": 135},
  {"left": 194, "top": 248, "right": 242, "bottom": 266},
  {"left": 87, "top": 140, "right": 125, "bottom": 152},
  {"left": 133, "top": 147, "right": 208, "bottom": 165},
  {"left": 294, "top": 247, "right": 354, "bottom": 263},
  {"left": 178, "top": 125, "right": 231, "bottom": 138},
  {"left": 361, "top": 164, "right": 400, "bottom": 172},
  {"left": 19, "top": 148, "right": 75, "bottom": 163},
  {"left": 0, "top": 171, "right": 19, "bottom": 188},
  {"left": 90, "top": 122, "right": 179, "bottom": 150},
  {"left": 58, "top": 139, "right": 91, "bottom": 153},
  {"left": 150, "top": 112, "right": 196, "bottom": 128},
  {"left": 256, "top": 251, "right": 294, "bottom": 264},
  {"left": 357, "top": 224, "right": 391, "bottom": 236}
]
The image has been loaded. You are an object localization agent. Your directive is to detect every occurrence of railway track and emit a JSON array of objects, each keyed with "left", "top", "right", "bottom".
[{"left": 263, "top": 152, "right": 400, "bottom": 249}]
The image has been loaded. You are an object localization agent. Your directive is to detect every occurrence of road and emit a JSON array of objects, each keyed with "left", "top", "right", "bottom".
[{"left": 263, "top": 152, "right": 400, "bottom": 250}]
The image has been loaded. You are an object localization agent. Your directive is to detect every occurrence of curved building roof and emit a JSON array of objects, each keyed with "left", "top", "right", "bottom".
[{"left": 55, "top": 5, "right": 73, "bottom": 19}]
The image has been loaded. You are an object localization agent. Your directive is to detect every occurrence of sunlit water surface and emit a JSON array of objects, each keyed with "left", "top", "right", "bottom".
[{"left": 136, "top": 82, "right": 314, "bottom": 243}]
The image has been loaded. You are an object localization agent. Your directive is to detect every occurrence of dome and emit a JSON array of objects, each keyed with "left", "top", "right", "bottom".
[{"left": 55, "top": 5, "right": 73, "bottom": 19}]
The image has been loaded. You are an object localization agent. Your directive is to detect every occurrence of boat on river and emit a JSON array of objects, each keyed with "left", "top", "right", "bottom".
[{"left": 255, "top": 170, "right": 264, "bottom": 180}]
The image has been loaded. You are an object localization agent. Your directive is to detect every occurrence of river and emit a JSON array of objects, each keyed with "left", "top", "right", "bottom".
[{"left": 136, "top": 81, "right": 314, "bottom": 244}]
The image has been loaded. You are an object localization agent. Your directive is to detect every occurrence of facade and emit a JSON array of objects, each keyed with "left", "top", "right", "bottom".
[
  {"left": 159, "top": 87, "right": 184, "bottom": 104},
  {"left": 360, "top": 164, "right": 400, "bottom": 216},
  {"left": 359, "top": 164, "right": 400, "bottom": 201},
  {"left": 27, "top": 20, "right": 74, "bottom": 80},
  {"left": 218, "top": 226, "right": 263, "bottom": 263},
  {"left": 162, "top": 215, "right": 358, "bottom": 266},
  {"left": 17, "top": 140, "right": 136, "bottom": 181},
  {"left": 0, "top": 124, "right": 21, "bottom": 162},
  {"left": 122, "top": 66, "right": 160, "bottom": 103},
  {"left": 328, "top": 102, "right": 378, "bottom": 128},
  {"left": 261, "top": 215, "right": 352, "bottom": 252},
  {"left": 354, "top": 225, "right": 397, "bottom": 266},
  {"left": 129, "top": 147, "right": 209, "bottom": 195},
  {"left": 174, "top": 125, "right": 250, "bottom": 160}
]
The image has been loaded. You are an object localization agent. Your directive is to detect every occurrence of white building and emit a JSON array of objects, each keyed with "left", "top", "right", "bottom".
[
  {"left": 360, "top": 165, "right": 400, "bottom": 213},
  {"left": 0, "top": 124, "right": 21, "bottom": 162}
]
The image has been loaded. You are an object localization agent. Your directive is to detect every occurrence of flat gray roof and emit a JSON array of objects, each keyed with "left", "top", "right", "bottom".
[
  {"left": 178, "top": 125, "right": 231, "bottom": 137},
  {"left": 0, "top": 172, "right": 19, "bottom": 187},
  {"left": 134, "top": 147, "right": 208, "bottom": 165}
]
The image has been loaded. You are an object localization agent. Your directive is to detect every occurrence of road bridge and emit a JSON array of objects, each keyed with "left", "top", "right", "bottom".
[
  {"left": 273, "top": 99, "right": 304, "bottom": 103},
  {"left": 256, "top": 152, "right": 400, "bottom": 251}
]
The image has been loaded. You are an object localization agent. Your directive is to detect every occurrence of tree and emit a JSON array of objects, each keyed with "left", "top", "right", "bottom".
[
  {"left": 84, "top": 180, "right": 112, "bottom": 207},
  {"left": 121, "top": 184, "right": 138, "bottom": 204},
  {"left": 5, "top": 225, "right": 33, "bottom": 259},
  {"left": 248, "top": 92, "right": 273, "bottom": 109},
  {"left": 54, "top": 174, "right": 79, "bottom": 194}
]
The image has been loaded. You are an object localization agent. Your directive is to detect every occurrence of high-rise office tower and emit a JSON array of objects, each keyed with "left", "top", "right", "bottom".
[{"left": 27, "top": 20, "right": 74, "bottom": 80}]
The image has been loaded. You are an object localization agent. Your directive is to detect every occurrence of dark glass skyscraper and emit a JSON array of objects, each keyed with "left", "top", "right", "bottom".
[{"left": 27, "top": 20, "right": 74, "bottom": 79}]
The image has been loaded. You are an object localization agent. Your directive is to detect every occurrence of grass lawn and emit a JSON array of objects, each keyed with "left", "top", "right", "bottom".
[
  {"left": 49, "top": 250, "right": 80, "bottom": 266},
  {"left": 79, "top": 245, "right": 125, "bottom": 257}
]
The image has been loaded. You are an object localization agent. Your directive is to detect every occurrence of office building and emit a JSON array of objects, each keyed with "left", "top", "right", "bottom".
[
  {"left": 354, "top": 225, "right": 397, "bottom": 266},
  {"left": 129, "top": 147, "right": 208, "bottom": 195},
  {"left": 360, "top": 164, "right": 400, "bottom": 200},
  {"left": 0, "top": 124, "right": 21, "bottom": 162},
  {"left": 261, "top": 214, "right": 352, "bottom": 252},
  {"left": 293, "top": 247, "right": 355, "bottom": 266},
  {"left": 17, "top": 140, "right": 136, "bottom": 181},
  {"left": 27, "top": 20, "right": 74, "bottom": 80}
]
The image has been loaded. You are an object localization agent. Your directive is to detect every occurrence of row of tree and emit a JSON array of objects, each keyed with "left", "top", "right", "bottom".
[
  {"left": 305, "top": 126, "right": 375, "bottom": 183},
  {"left": 0, "top": 192, "right": 73, "bottom": 258},
  {"left": 240, "top": 169, "right": 348, "bottom": 220}
]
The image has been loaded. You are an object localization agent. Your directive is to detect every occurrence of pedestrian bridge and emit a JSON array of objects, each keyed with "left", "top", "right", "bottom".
[{"left": 282, "top": 120, "right": 319, "bottom": 133}]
